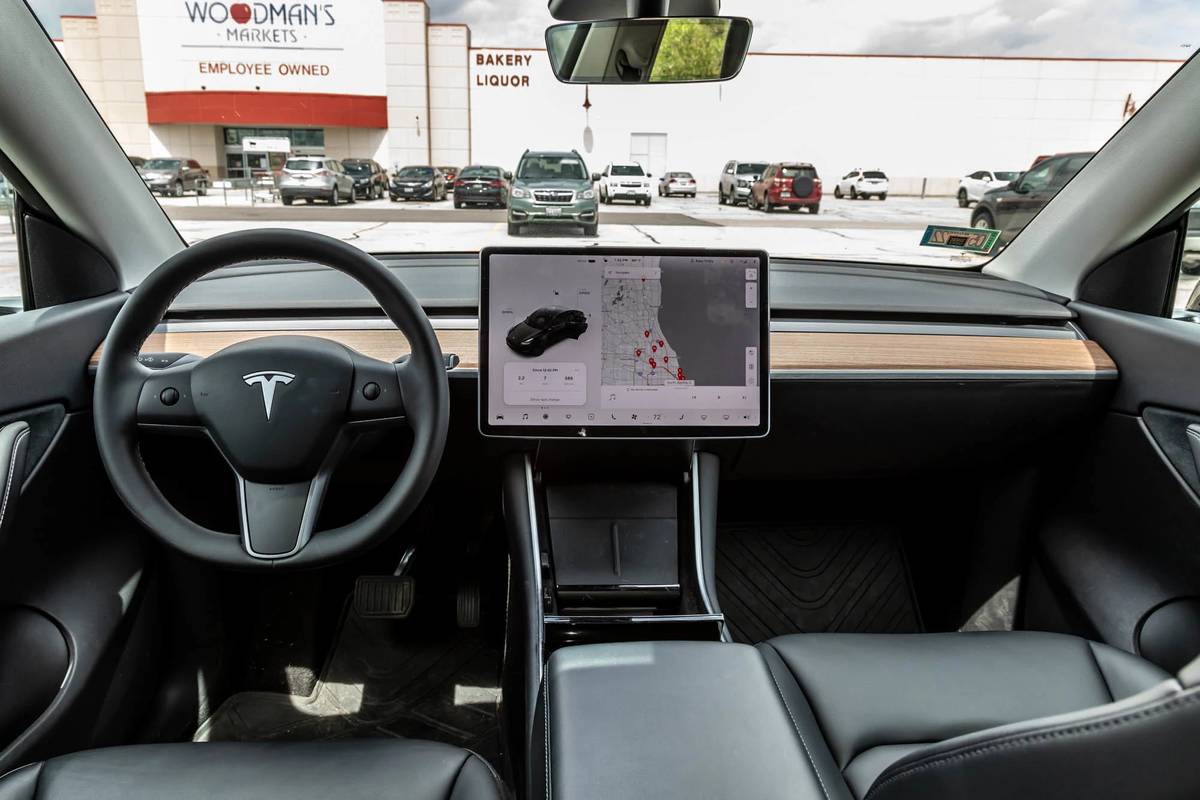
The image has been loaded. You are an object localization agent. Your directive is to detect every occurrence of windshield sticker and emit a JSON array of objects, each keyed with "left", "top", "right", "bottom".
[{"left": 920, "top": 225, "right": 1001, "bottom": 254}]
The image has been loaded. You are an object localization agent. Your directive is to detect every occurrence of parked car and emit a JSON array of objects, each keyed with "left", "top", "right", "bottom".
[
  {"left": 834, "top": 169, "right": 888, "bottom": 200},
  {"left": 958, "top": 170, "right": 1021, "bottom": 207},
  {"left": 389, "top": 166, "right": 447, "bottom": 202},
  {"left": 599, "top": 163, "right": 652, "bottom": 206},
  {"left": 658, "top": 171, "right": 697, "bottom": 197},
  {"left": 438, "top": 166, "right": 460, "bottom": 184},
  {"left": 718, "top": 160, "right": 768, "bottom": 206},
  {"left": 453, "top": 165, "right": 511, "bottom": 209},
  {"left": 506, "top": 307, "right": 589, "bottom": 357},
  {"left": 971, "top": 152, "right": 1093, "bottom": 242},
  {"left": 342, "top": 158, "right": 387, "bottom": 200},
  {"left": 507, "top": 149, "right": 599, "bottom": 236},
  {"left": 278, "top": 157, "right": 355, "bottom": 206},
  {"left": 139, "top": 157, "right": 209, "bottom": 197},
  {"left": 128, "top": 155, "right": 146, "bottom": 169},
  {"left": 749, "top": 162, "right": 822, "bottom": 214}
]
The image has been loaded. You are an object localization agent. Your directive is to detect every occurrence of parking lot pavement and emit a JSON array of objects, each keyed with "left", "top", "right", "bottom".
[
  {"left": 0, "top": 194, "right": 991, "bottom": 298},
  {"left": 158, "top": 191, "right": 972, "bottom": 229}
]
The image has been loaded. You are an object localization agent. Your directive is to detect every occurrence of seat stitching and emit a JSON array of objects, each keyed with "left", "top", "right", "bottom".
[
  {"left": 762, "top": 651, "right": 832, "bottom": 800},
  {"left": 864, "top": 689, "right": 1200, "bottom": 799},
  {"left": 0, "top": 429, "right": 29, "bottom": 530}
]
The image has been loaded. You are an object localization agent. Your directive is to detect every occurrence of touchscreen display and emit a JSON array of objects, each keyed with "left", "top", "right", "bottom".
[{"left": 480, "top": 248, "right": 769, "bottom": 438}]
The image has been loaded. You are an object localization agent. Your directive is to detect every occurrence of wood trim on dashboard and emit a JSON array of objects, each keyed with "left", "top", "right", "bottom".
[{"left": 89, "top": 328, "right": 1118, "bottom": 378}]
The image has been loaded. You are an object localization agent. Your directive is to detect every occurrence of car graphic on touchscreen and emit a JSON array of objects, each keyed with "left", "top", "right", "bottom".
[{"left": 506, "top": 307, "right": 589, "bottom": 357}]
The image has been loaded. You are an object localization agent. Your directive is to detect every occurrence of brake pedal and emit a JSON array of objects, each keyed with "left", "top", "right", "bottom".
[{"left": 354, "top": 575, "right": 415, "bottom": 619}]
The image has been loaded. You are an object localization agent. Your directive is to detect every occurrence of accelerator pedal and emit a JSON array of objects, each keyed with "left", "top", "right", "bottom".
[{"left": 457, "top": 581, "right": 481, "bottom": 629}]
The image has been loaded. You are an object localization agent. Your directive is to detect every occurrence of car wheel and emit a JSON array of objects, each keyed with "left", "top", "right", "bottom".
[
  {"left": 389, "top": 195, "right": 398, "bottom": 202},
  {"left": 347, "top": 187, "right": 356, "bottom": 204},
  {"left": 330, "top": 187, "right": 339, "bottom": 206},
  {"left": 584, "top": 223, "right": 599, "bottom": 237},
  {"left": 810, "top": 204, "right": 820, "bottom": 214},
  {"left": 507, "top": 222, "right": 522, "bottom": 236},
  {"left": 972, "top": 209, "right": 995, "bottom": 229},
  {"left": 879, "top": 193, "right": 887, "bottom": 201},
  {"left": 764, "top": 194, "right": 774, "bottom": 213},
  {"left": 454, "top": 199, "right": 463, "bottom": 209},
  {"left": 172, "top": 181, "right": 183, "bottom": 198},
  {"left": 850, "top": 186, "right": 859, "bottom": 200},
  {"left": 305, "top": 198, "right": 314, "bottom": 205},
  {"left": 719, "top": 188, "right": 727, "bottom": 205},
  {"left": 834, "top": 186, "right": 843, "bottom": 199},
  {"left": 282, "top": 195, "right": 293, "bottom": 206},
  {"left": 958, "top": 189, "right": 969, "bottom": 208},
  {"left": 197, "top": 181, "right": 208, "bottom": 196}
]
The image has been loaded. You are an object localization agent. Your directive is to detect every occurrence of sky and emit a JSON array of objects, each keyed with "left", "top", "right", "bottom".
[{"left": 28, "top": 0, "right": 1199, "bottom": 58}]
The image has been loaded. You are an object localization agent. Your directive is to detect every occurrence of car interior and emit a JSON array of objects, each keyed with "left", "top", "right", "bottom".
[{"left": 1, "top": 0, "right": 1200, "bottom": 799}]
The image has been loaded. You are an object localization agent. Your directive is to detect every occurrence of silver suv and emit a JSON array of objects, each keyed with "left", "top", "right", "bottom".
[
  {"left": 718, "top": 160, "right": 768, "bottom": 206},
  {"left": 279, "top": 157, "right": 356, "bottom": 206},
  {"left": 139, "top": 158, "right": 209, "bottom": 197}
]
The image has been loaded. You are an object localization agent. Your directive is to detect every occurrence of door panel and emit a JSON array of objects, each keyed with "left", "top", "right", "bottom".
[
  {"left": 0, "top": 290, "right": 160, "bottom": 771},
  {"left": 1026, "top": 300, "right": 1200, "bottom": 672}
]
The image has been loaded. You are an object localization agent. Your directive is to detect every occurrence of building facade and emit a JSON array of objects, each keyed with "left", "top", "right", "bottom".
[{"left": 57, "top": 1, "right": 1183, "bottom": 191}]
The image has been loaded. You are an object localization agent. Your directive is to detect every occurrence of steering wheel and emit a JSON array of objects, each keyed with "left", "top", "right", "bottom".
[{"left": 94, "top": 230, "right": 449, "bottom": 568}]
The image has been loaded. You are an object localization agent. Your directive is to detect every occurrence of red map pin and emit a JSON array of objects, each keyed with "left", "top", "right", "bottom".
[{"left": 649, "top": 358, "right": 657, "bottom": 369}]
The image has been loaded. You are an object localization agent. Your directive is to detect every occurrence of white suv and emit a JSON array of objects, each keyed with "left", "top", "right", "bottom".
[
  {"left": 834, "top": 169, "right": 889, "bottom": 201},
  {"left": 957, "top": 169, "right": 1020, "bottom": 207},
  {"left": 599, "top": 163, "right": 652, "bottom": 206}
]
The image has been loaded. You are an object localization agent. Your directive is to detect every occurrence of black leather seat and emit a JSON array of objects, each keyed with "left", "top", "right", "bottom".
[
  {"left": 539, "top": 632, "right": 1200, "bottom": 800},
  {"left": 0, "top": 739, "right": 505, "bottom": 800},
  {"left": 761, "top": 631, "right": 1200, "bottom": 799}
]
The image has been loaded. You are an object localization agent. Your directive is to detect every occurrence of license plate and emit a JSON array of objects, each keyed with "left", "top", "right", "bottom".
[
  {"left": 402, "top": 187, "right": 413, "bottom": 193},
  {"left": 781, "top": 192, "right": 791, "bottom": 198},
  {"left": 547, "top": 207, "right": 563, "bottom": 216}
]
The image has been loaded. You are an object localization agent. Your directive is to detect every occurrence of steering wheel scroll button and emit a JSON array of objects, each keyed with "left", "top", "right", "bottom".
[
  {"left": 362, "top": 382, "right": 381, "bottom": 401},
  {"left": 159, "top": 387, "right": 179, "bottom": 406}
]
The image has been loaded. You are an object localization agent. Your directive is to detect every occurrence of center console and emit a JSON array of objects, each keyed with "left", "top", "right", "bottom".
[{"left": 482, "top": 247, "right": 770, "bottom": 796}]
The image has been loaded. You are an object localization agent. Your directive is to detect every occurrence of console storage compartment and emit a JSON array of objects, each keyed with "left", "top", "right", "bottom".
[{"left": 535, "top": 641, "right": 831, "bottom": 800}]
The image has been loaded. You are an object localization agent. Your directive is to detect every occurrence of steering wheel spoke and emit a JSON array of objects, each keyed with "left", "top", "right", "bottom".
[
  {"left": 346, "top": 351, "right": 408, "bottom": 426},
  {"left": 236, "top": 472, "right": 332, "bottom": 560},
  {"left": 136, "top": 358, "right": 202, "bottom": 428}
]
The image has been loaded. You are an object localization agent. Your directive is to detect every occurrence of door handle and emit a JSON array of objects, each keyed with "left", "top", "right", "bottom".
[{"left": 0, "top": 421, "right": 30, "bottom": 541}]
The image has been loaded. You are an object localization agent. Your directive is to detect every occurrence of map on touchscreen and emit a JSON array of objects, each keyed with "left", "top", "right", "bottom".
[{"left": 482, "top": 251, "right": 768, "bottom": 437}]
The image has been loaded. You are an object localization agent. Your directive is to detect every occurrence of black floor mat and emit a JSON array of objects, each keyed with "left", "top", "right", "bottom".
[
  {"left": 716, "top": 522, "right": 922, "bottom": 643},
  {"left": 195, "top": 604, "right": 503, "bottom": 766}
]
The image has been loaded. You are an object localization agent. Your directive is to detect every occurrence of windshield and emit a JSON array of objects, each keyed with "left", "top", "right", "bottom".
[
  {"left": 21, "top": 1, "right": 1187, "bottom": 279},
  {"left": 519, "top": 157, "right": 586, "bottom": 180}
]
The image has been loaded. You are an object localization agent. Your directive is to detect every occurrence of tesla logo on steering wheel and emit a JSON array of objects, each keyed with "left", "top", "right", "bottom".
[{"left": 243, "top": 371, "right": 295, "bottom": 420}]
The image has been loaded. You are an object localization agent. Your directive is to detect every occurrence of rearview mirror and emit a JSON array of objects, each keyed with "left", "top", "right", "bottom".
[
  {"left": 545, "top": 16, "right": 752, "bottom": 84},
  {"left": 591, "top": 172, "right": 602, "bottom": 182},
  {"left": 504, "top": 171, "right": 513, "bottom": 181}
]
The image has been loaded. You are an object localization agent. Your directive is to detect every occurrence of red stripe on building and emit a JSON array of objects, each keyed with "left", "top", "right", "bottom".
[{"left": 145, "top": 92, "right": 388, "bottom": 128}]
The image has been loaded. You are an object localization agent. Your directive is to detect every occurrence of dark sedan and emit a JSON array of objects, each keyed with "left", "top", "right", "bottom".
[
  {"left": 506, "top": 307, "right": 588, "bottom": 357},
  {"left": 389, "top": 165, "right": 447, "bottom": 201},
  {"left": 453, "top": 165, "right": 511, "bottom": 208},
  {"left": 971, "top": 151, "right": 1093, "bottom": 242}
]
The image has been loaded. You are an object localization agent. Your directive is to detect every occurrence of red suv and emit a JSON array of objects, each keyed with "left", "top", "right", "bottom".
[{"left": 750, "top": 162, "right": 821, "bottom": 213}]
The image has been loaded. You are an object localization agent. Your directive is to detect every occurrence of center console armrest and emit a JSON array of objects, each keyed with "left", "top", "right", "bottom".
[{"left": 535, "top": 641, "right": 844, "bottom": 800}]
